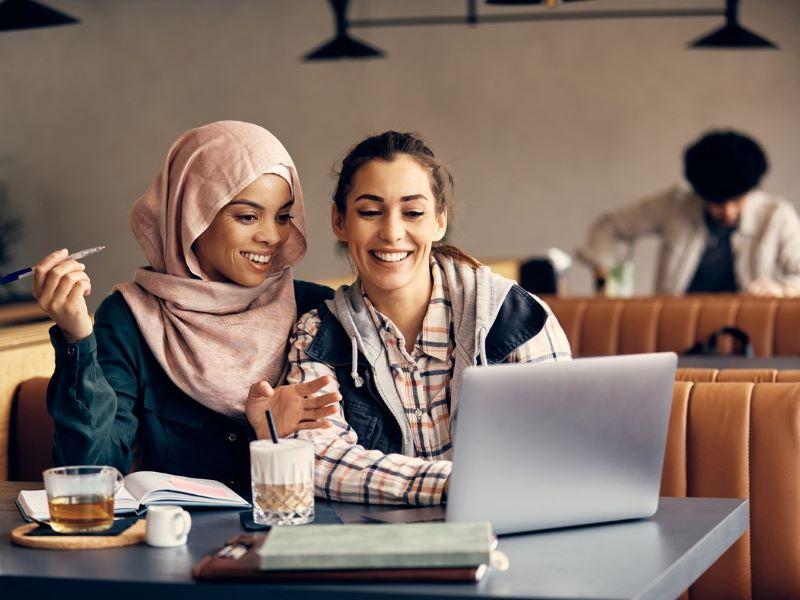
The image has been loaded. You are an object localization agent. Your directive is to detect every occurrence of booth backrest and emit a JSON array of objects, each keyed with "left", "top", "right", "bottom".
[
  {"left": 776, "top": 370, "right": 800, "bottom": 382},
  {"left": 675, "top": 368, "right": 719, "bottom": 382},
  {"left": 9, "top": 377, "right": 52, "bottom": 481},
  {"left": 544, "top": 296, "right": 800, "bottom": 357},
  {"left": 662, "top": 381, "right": 800, "bottom": 599},
  {"left": 676, "top": 368, "right": 785, "bottom": 383},
  {"left": 0, "top": 321, "right": 54, "bottom": 481}
]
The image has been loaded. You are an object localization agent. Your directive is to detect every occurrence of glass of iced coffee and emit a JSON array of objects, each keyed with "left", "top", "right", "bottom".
[{"left": 250, "top": 439, "right": 314, "bottom": 526}]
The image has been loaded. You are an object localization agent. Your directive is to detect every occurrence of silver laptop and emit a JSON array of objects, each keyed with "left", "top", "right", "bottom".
[{"left": 445, "top": 353, "right": 677, "bottom": 535}]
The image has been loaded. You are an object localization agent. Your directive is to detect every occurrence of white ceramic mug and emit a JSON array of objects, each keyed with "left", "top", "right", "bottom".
[{"left": 145, "top": 506, "right": 192, "bottom": 547}]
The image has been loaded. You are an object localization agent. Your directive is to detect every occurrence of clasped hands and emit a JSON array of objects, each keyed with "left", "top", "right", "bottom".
[
  {"left": 245, "top": 375, "right": 341, "bottom": 440},
  {"left": 745, "top": 276, "right": 800, "bottom": 298},
  {"left": 592, "top": 265, "right": 798, "bottom": 298}
]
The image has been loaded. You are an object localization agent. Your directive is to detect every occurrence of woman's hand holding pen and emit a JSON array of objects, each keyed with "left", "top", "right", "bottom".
[
  {"left": 32, "top": 249, "right": 94, "bottom": 343},
  {"left": 245, "top": 376, "right": 341, "bottom": 439}
]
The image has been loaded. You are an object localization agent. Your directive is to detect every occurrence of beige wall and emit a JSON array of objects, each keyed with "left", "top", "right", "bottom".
[{"left": 0, "top": 0, "right": 798, "bottom": 308}]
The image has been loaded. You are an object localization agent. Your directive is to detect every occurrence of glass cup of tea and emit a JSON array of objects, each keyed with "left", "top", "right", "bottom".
[
  {"left": 250, "top": 439, "right": 314, "bottom": 526},
  {"left": 43, "top": 466, "right": 123, "bottom": 533}
]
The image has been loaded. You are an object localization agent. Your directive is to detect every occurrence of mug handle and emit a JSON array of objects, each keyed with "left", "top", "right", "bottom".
[
  {"left": 172, "top": 510, "right": 192, "bottom": 539},
  {"left": 110, "top": 468, "right": 124, "bottom": 495}
]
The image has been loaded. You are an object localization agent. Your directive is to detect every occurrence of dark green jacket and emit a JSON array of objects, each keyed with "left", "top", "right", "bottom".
[{"left": 46, "top": 281, "right": 333, "bottom": 492}]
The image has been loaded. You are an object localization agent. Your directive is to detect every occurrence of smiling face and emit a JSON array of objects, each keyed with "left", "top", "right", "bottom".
[
  {"left": 193, "top": 174, "right": 294, "bottom": 286},
  {"left": 332, "top": 155, "right": 447, "bottom": 301}
]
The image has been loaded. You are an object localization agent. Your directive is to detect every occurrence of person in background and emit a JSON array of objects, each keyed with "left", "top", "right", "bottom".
[
  {"left": 578, "top": 130, "right": 800, "bottom": 296},
  {"left": 247, "top": 131, "right": 571, "bottom": 505},
  {"left": 33, "top": 121, "right": 339, "bottom": 491}
]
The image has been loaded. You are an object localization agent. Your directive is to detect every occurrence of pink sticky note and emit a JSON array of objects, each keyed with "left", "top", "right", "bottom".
[{"left": 170, "top": 476, "right": 235, "bottom": 500}]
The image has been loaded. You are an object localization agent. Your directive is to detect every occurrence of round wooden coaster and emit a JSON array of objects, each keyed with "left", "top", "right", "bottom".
[{"left": 10, "top": 519, "right": 146, "bottom": 550}]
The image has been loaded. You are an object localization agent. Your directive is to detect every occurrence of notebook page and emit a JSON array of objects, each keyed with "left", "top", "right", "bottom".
[{"left": 123, "top": 471, "right": 248, "bottom": 507}]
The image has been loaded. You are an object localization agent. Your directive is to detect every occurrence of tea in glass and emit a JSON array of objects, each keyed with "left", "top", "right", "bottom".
[
  {"left": 47, "top": 494, "right": 115, "bottom": 532},
  {"left": 43, "top": 466, "right": 123, "bottom": 533}
]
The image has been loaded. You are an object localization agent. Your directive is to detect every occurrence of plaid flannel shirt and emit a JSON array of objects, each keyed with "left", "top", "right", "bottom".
[{"left": 288, "top": 261, "right": 572, "bottom": 505}]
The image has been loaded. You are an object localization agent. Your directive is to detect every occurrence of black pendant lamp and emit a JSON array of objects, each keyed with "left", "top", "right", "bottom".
[
  {"left": 304, "top": 0, "right": 382, "bottom": 61},
  {"left": 690, "top": 0, "right": 777, "bottom": 49},
  {"left": 0, "top": 0, "right": 78, "bottom": 32}
]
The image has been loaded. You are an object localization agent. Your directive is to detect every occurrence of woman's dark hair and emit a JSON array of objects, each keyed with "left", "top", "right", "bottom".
[
  {"left": 683, "top": 130, "right": 768, "bottom": 204},
  {"left": 332, "top": 131, "right": 481, "bottom": 268}
]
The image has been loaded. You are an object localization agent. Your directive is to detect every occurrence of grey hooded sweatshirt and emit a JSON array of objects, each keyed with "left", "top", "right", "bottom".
[{"left": 320, "top": 255, "right": 568, "bottom": 457}]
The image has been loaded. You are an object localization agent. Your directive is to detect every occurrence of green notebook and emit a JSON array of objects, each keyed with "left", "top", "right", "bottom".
[{"left": 257, "top": 522, "right": 494, "bottom": 571}]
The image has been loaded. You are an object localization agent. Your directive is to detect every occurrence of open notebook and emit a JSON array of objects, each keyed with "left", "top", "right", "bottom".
[{"left": 17, "top": 471, "right": 250, "bottom": 521}]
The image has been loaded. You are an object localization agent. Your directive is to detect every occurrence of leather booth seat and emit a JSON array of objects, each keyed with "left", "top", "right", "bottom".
[
  {"left": 544, "top": 295, "right": 800, "bottom": 357},
  {"left": 0, "top": 321, "right": 54, "bottom": 481},
  {"left": 664, "top": 381, "right": 800, "bottom": 599},
  {"left": 676, "top": 368, "right": 800, "bottom": 383},
  {"left": 8, "top": 377, "right": 52, "bottom": 481}
]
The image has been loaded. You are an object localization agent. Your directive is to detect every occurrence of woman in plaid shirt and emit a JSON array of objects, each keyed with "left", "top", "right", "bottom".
[{"left": 247, "top": 131, "right": 572, "bottom": 505}]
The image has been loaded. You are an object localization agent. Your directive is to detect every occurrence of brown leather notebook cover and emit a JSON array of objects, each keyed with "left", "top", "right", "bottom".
[{"left": 192, "top": 533, "right": 486, "bottom": 583}]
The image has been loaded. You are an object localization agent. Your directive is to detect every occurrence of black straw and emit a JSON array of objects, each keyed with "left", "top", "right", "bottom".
[{"left": 265, "top": 409, "right": 279, "bottom": 444}]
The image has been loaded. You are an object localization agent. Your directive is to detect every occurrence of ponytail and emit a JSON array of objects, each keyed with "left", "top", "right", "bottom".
[{"left": 432, "top": 244, "right": 482, "bottom": 269}]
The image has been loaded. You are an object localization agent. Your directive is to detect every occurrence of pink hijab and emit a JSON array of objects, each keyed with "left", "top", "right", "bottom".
[{"left": 116, "top": 121, "right": 306, "bottom": 418}]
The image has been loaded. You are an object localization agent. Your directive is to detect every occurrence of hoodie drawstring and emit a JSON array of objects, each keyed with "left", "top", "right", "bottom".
[
  {"left": 351, "top": 336, "right": 364, "bottom": 388},
  {"left": 478, "top": 327, "right": 489, "bottom": 366}
]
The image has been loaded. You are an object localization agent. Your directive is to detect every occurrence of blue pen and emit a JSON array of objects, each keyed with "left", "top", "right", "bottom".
[{"left": 0, "top": 246, "right": 106, "bottom": 285}]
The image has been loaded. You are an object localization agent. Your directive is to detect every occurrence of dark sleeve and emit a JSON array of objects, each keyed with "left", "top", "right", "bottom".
[
  {"left": 46, "top": 292, "right": 140, "bottom": 473},
  {"left": 293, "top": 280, "right": 334, "bottom": 318}
]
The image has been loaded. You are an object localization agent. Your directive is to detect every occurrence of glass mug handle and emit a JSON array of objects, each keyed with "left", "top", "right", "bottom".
[
  {"left": 101, "top": 467, "right": 123, "bottom": 496},
  {"left": 110, "top": 468, "right": 124, "bottom": 495}
]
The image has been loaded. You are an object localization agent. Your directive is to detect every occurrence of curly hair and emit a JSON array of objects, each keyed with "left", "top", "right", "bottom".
[{"left": 684, "top": 130, "right": 768, "bottom": 203}]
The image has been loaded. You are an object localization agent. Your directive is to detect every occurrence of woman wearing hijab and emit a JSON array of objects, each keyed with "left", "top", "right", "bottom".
[{"left": 33, "top": 121, "right": 339, "bottom": 490}]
